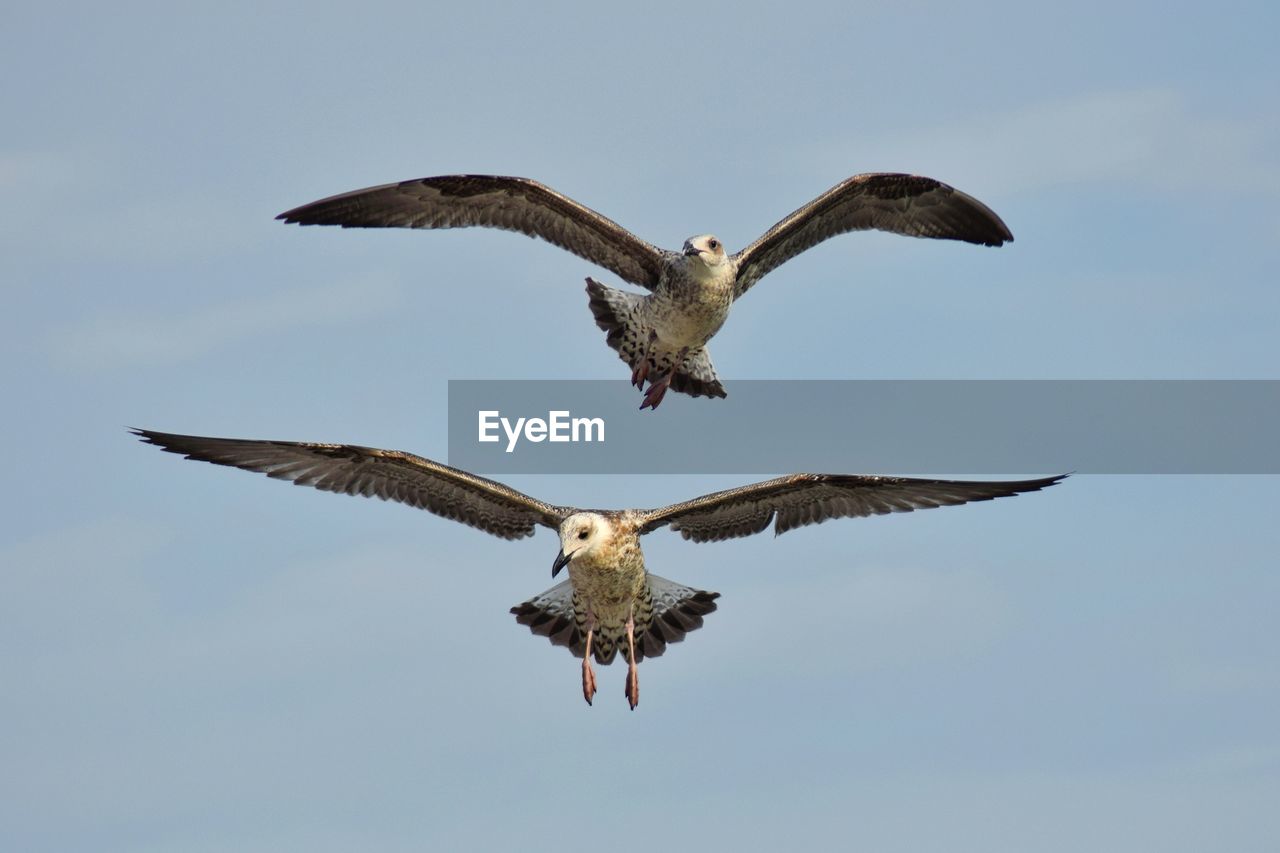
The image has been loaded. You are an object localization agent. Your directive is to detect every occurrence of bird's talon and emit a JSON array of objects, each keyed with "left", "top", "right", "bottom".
[
  {"left": 625, "top": 669, "right": 639, "bottom": 710},
  {"left": 630, "top": 362, "right": 649, "bottom": 388},
  {"left": 639, "top": 375, "right": 671, "bottom": 410},
  {"left": 582, "top": 658, "right": 597, "bottom": 706}
]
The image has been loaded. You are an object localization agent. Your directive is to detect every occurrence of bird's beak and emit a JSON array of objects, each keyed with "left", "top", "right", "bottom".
[
  {"left": 552, "top": 548, "right": 574, "bottom": 578},
  {"left": 683, "top": 245, "right": 702, "bottom": 257}
]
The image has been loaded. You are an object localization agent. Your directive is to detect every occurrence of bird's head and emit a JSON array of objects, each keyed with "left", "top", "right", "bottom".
[
  {"left": 681, "top": 234, "right": 728, "bottom": 272},
  {"left": 553, "top": 512, "right": 608, "bottom": 577}
]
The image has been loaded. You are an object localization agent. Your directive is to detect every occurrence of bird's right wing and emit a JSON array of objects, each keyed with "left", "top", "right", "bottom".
[
  {"left": 732, "top": 173, "right": 1013, "bottom": 298},
  {"left": 636, "top": 473, "right": 1064, "bottom": 542},
  {"left": 133, "top": 429, "right": 568, "bottom": 540},
  {"left": 278, "top": 174, "right": 668, "bottom": 291}
]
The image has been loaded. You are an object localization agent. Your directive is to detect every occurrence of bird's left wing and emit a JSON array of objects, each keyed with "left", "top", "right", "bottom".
[
  {"left": 133, "top": 429, "right": 568, "bottom": 540},
  {"left": 636, "top": 473, "right": 1064, "bottom": 543},
  {"left": 732, "top": 173, "right": 1013, "bottom": 298},
  {"left": 278, "top": 174, "right": 668, "bottom": 291}
]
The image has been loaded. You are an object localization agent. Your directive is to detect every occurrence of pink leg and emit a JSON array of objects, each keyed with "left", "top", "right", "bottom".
[
  {"left": 638, "top": 347, "right": 688, "bottom": 411},
  {"left": 624, "top": 612, "right": 639, "bottom": 710},
  {"left": 581, "top": 626, "right": 597, "bottom": 706},
  {"left": 631, "top": 330, "right": 659, "bottom": 388}
]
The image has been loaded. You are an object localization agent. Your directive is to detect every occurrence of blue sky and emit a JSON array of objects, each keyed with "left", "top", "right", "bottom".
[{"left": 3, "top": 2, "right": 1278, "bottom": 850}]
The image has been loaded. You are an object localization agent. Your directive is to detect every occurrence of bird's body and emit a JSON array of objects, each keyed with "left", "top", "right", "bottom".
[
  {"left": 587, "top": 236, "right": 738, "bottom": 405},
  {"left": 562, "top": 512, "right": 647, "bottom": 616},
  {"left": 135, "top": 428, "right": 1062, "bottom": 709},
  {"left": 279, "top": 173, "right": 1013, "bottom": 408},
  {"left": 647, "top": 250, "right": 737, "bottom": 347},
  {"left": 552, "top": 510, "right": 649, "bottom": 702}
]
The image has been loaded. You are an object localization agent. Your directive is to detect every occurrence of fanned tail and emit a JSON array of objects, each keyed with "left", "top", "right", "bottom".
[
  {"left": 510, "top": 580, "right": 584, "bottom": 656},
  {"left": 510, "top": 575, "right": 720, "bottom": 664},
  {"left": 632, "top": 575, "right": 721, "bottom": 661}
]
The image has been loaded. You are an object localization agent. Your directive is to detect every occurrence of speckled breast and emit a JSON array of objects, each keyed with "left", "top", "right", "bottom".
[{"left": 647, "top": 279, "right": 734, "bottom": 348}]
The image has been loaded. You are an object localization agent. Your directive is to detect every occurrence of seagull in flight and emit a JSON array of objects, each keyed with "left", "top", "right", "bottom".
[
  {"left": 278, "top": 173, "right": 1013, "bottom": 409},
  {"left": 135, "top": 428, "right": 1061, "bottom": 709}
]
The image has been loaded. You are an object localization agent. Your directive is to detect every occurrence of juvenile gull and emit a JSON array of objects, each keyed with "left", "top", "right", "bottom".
[
  {"left": 134, "top": 428, "right": 1061, "bottom": 708},
  {"left": 278, "top": 173, "right": 1013, "bottom": 409}
]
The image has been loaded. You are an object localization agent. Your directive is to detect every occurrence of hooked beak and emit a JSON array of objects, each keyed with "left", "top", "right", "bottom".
[
  {"left": 552, "top": 548, "right": 575, "bottom": 578},
  {"left": 683, "top": 245, "right": 702, "bottom": 257}
]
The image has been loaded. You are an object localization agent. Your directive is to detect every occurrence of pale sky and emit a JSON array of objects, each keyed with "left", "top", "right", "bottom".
[{"left": 3, "top": 2, "right": 1279, "bottom": 851}]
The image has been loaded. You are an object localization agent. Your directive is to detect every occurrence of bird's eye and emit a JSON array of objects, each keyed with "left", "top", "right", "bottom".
[
  {"left": 708, "top": 239, "right": 719, "bottom": 250},
  {"left": 577, "top": 530, "right": 589, "bottom": 540}
]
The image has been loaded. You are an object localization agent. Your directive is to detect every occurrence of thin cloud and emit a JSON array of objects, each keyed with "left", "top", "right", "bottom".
[
  {"left": 822, "top": 88, "right": 1280, "bottom": 197},
  {"left": 71, "top": 195, "right": 267, "bottom": 264},
  {"left": 716, "top": 561, "right": 1011, "bottom": 676},
  {"left": 0, "top": 147, "right": 267, "bottom": 266},
  {"left": 45, "top": 276, "right": 403, "bottom": 372},
  {"left": 0, "top": 515, "right": 173, "bottom": 654},
  {"left": 0, "top": 150, "right": 75, "bottom": 191}
]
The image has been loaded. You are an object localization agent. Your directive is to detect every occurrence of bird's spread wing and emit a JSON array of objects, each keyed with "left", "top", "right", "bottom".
[
  {"left": 732, "top": 173, "right": 1014, "bottom": 298},
  {"left": 278, "top": 174, "right": 667, "bottom": 291},
  {"left": 133, "top": 429, "right": 568, "bottom": 540},
  {"left": 636, "top": 473, "right": 1064, "bottom": 543}
]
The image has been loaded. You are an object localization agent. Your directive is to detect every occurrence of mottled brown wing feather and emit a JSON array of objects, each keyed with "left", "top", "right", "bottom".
[
  {"left": 637, "top": 473, "right": 1065, "bottom": 543},
  {"left": 732, "top": 173, "right": 1014, "bottom": 298},
  {"left": 278, "top": 174, "right": 667, "bottom": 291},
  {"left": 133, "top": 429, "right": 568, "bottom": 540}
]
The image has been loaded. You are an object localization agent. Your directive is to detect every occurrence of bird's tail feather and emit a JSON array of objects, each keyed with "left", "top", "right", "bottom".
[
  {"left": 585, "top": 276, "right": 644, "bottom": 361},
  {"left": 510, "top": 575, "right": 720, "bottom": 664},
  {"left": 633, "top": 575, "right": 721, "bottom": 661}
]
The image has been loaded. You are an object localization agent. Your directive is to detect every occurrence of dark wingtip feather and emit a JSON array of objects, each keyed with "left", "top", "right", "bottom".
[
  {"left": 276, "top": 203, "right": 330, "bottom": 226},
  {"left": 130, "top": 427, "right": 175, "bottom": 451}
]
